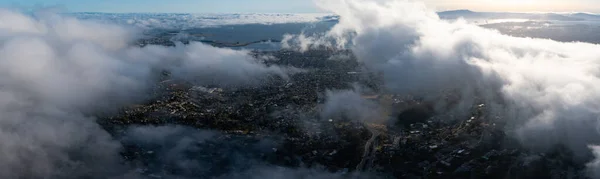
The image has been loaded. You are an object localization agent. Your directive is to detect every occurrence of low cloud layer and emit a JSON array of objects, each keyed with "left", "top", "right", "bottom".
[
  {"left": 0, "top": 9, "right": 291, "bottom": 178},
  {"left": 321, "top": 89, "right": 381, "bottom": 123},
  {"left": 136, "top": 42, "right": 293, "bottom": 87},
  {"left": 123, "top": 125, "right": 380, "bottom": 179},
  {"left": 281, "top": 0, "right": 600, "bottom": 177},
  {"left": 73, "top": 13, "right": 334, "bottom": 29}
]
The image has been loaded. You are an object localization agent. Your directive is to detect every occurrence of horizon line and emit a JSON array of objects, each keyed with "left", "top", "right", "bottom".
[{"left": 64, "top": 9, "right": 600, "bottom": 15}]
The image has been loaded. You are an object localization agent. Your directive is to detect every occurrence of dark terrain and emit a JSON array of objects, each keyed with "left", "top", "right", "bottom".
[{"left": 97, "top": 39, "right": 590, "bottom": 178}]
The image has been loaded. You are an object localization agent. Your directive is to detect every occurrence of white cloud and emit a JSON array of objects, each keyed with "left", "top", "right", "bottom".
[
  {"left": 0, "top": 9, "right": 291, "bottom": 178},
  {"left": 283, "top": 0, "right": 600, "bottom": 176},
  {"left": 73, "top": 13, "right": 334, "bottom": 29},
  {"left": 321, "top": 89, "right": 381, "bottom": 123}
]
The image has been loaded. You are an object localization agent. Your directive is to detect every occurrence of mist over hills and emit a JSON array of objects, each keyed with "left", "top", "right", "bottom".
[
  {"left": 438, "top": 9, "right": 600, "bottom": 21},
  {"left": 4, "top": 0, "right": 600, "bottom": 178},
  {"left": 70, "top": 12, "right": 336, "bottom": 29},
  {"left": 62, "top": 10, "right": 600, "bottom": 31}
]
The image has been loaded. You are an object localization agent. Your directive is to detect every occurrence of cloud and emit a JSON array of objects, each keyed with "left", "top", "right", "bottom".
[
  {"left": 320, "top": 89, "right": 382, "bottom": 123},
  {"left": 588, "top": 145, "right": 600, "bottom": 178},
  {"left": 282, "top": 0, "right": 600, "bottom": 176},
  {"left": 73, "top": 13, "right": 333, "bottom": 29},
  {"left": 121, "top": 126, "right": 219, "bottom": 178},
  {"left": 0, "top": 9, "right": 292, "bottom": 178},
  {"left": 219, "top": 166, "right": 379, "bottom": 179},
  {"left": 140, "top": 42, "right": 291, "bottom": 87},
  {"left": 122, "top": 125, "right": 381, "bottom": 179}
]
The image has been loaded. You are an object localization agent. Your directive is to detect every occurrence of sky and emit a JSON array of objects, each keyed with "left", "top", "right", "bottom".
[{"left": 1, "top": 0, "right": 599, "bottom": 13}]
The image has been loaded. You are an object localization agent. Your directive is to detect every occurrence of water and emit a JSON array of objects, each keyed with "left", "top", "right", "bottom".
[
  {"left": 85, "top": 12, "right": 600, "bottom": 50},
  {"left": 481, "top": 20, "right": 600, "bottom": 44},
  {"left": 178, "top": 19, "right": 600, "bottom": 50},
  {"left": 184, "top": 22, "right": 337, "bottom": 50}
]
